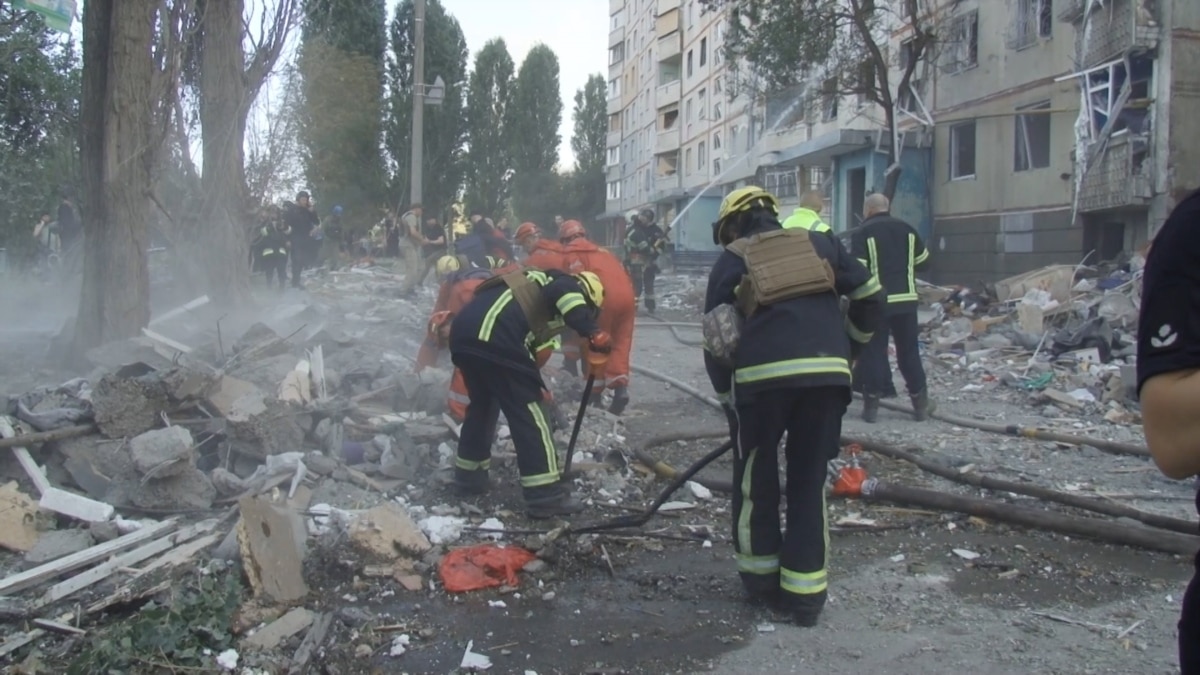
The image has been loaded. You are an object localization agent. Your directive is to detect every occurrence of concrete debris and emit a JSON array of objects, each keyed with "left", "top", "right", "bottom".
[
  {"left": 237, "top": 495, "right": 308, "bottom": 604},
  {"left": 243, "top": 607, "right": 315, "bottom": 650},
  {"left": 130, "top": 466, "right": 216, "bottom": 511},
  {"left": 417, "top": 513, "right": 466, "bottom": 546},
  {"left": 348, "top": 502, "right": 432, "bottom": 558},
  {"left": 129, "top": 426, "right": 195, "bottom": 479},
  {"left": 0, "top": 483, "right": 43, "bottom": 553},
  {"left": 23, "top": 530, "right": 93, "bottom": 566},
  {"left": 460, "top": 640, "right": 492, "bottom": 671}
]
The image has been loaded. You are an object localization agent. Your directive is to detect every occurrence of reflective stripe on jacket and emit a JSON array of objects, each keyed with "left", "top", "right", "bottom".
[
  {"left": 781, "top": 208, "right": 832, "bottom": 233},
  {"left": 850, "top": 213, "right": 929, "bottom": 312}
]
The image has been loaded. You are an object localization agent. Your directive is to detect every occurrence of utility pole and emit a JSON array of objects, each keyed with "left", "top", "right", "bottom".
[{"left": 409, "top": 0, "right": 426, "bottom": 206}]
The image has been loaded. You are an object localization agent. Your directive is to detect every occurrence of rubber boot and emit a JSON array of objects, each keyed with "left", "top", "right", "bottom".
[
  {"left": 607, "top": 386, "right": 630, "bottom": 416},
  {"left": 862, "top": 395, "right": 880, "bottom": 424},
  {"left": 452, "top": 468, "right": 490, "bottom": 496},
  {"left": 911, "top": 390, "right": 936, "bottom": 422},
  {"left": 524, "top": 483, "right": 584, "bottom": 520}
]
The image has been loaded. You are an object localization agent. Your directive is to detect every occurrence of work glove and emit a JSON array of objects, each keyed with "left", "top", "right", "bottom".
[{"left": 588, "top": 330, "right": 613, "bottom": 355}]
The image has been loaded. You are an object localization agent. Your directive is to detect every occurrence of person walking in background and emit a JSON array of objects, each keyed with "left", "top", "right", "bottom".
[
  {"left": 399, "top": 203, "right": 426, "bottom": 296},
  {"left": 850, "top": 193, "right": 933, "bottom": 423},
  {"left": 284, "top": 190, "right": 320, "bottom": 289},
  {"left": 253, "top": 211, "right": 289, "bottom": 290},
  {"left": 624, "top": 208, "right": 667, "bottom": 313}
]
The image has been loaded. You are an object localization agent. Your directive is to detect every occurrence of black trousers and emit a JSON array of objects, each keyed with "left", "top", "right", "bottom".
[
  {"left": 1182, "top": 570, "right": 1199, "bottom": 674},
  {"left": 732, "top": 386, "right": 846, "bottom": 610},
  {"left": 628, "top": 262, "right": 657, "bottom": 310},
  {"left": 452, "top": 353, "right": 560, "bottom": 490},
  {"left": 290, "top": 238, "right": 312, "bottom": 286},
  {"left": 853, "top": 310, "right": 926, "bottom": 398},
  {"left": 262, "top": 253, "right": 287, "bottom": 287}
]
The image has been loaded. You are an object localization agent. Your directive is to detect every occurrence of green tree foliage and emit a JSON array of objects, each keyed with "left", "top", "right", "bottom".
[
  {"left": 700, "top": 0, "right": 935, "bottom": 198},
  {"left": 298, "top": 0, "right": 388, "bottom": 224},
  {"left": 567, "top": 73, "right": 608, "bottom": 222},
  {"left": 0, "top": 8, "right": 79, "bottom": 265},
  {"left": 509, "top": 44, "right": 563, "bottom": 227},
  {"left": 386, "top": 0, "right": 469, "bottom": 218},
  {"left": 463, "top": 38, "right": 515, "bottom": 218}
]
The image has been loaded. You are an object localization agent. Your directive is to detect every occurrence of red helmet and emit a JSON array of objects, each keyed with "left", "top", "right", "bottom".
[
  {"left": 558, "top": 219, "right": 586, "bottom": 243},
  {"left": 515, "top": 222, "right": 540, "bottom": 242}
]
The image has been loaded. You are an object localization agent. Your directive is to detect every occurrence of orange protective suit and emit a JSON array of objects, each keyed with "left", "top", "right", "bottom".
[
  {"left": 559, "top": 239, "right": 635, "bottom": 392},
  {"left": 416, "top": 271, "right": 491, "bottom": 421},
  {"left": 522, "top": 238, "right": 566, "bottom": 272}
]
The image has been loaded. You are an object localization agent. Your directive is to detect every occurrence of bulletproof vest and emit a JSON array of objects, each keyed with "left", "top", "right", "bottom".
[
  {"left": 476, "top": 271, "right": 560, "bottom": 346},
  {"left": 725, "top": 228, "right": 836, "bottom": 316}
]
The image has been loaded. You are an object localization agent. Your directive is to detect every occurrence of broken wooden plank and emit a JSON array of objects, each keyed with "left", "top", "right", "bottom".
[
  {"left": 33, "top": 618, "right": 86, "bottom": 635},
  {"left": 0, "top": 579, "right": 171, "bottom": 658},
  {"left": 149, "top": 295, "right": 210, "bottom": 327},
  {"left": 0, "top": 519, "right": 178, "bottom": 597},
  {"left": 133, "top": 532, "right": 222, "bottom": 578},
  {"left": 35, "top": 520, "right": 217, "bottom": 608},
  {"left": 243, "top": 607, "right": 314, "bottom": 650},
  {"left": 287, "top": 612, "right": 333, "bottom": 675},
  {"left": 140, "top": 328, "right": 193, "bottom": 354},
  {"left": 0, "top": 424, "right": 96, "bottom": 451},
  {"left": 38, "top": 487, "right": 114, "bottom": 524}
]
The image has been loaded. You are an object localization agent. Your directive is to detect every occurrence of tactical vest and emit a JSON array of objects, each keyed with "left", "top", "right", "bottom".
[
  {"left": 725, "top": 228, "right": 835, "bottom": 316},
  {"left": 476, "top": 271, "right": 561, "bottom": 347}
]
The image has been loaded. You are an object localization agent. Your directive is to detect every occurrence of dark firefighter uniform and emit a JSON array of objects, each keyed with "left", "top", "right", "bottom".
[
  {"left": 624, "top": 209, "right": 667, "bottom": 312},
  {"left": 703, "top": 186, "right": 884, "bottom": 626},
  {"left": 849, "top": 206, "right": 933, "bottom": 421},
  {"left": 253, "top": 220, "right": 289, "bottom": 288},
  {"left": 449, "top": 268, "right": 610, "bottom": 518}
]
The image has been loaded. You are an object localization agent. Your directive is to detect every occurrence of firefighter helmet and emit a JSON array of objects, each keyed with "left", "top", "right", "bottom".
[
  {"left": 575, "top": 271, "right": 605, "bottom": 309},
  {"left": 435, "top": 255, "right": 462, "bottom": 279},
  {"left": 515, "top": 222, "right": 540, "bottom": 243},
  {"left": 558, "top": 219, "right": 587, "bottom": 243}
]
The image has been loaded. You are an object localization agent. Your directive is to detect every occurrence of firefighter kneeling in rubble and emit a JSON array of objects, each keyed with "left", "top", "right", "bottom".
[
  {"left": 449, "top": 267, "right": 610, "bottom": 518},
  {"left": 702, "top": 186, "right": 883, "bottom": 626}
]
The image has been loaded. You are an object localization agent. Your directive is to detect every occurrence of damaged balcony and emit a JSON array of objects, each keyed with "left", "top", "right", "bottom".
[
  {"left": 1069, "top": 0, "right": 1159, "bottom": 66},
  {"left": 1077, "top": 133, "right": 1153, "bottom": 213}
]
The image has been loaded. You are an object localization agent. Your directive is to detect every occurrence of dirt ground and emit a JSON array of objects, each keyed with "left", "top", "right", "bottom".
[{"left": 0, "top": 270, "right": 1194, "bottom": 675}]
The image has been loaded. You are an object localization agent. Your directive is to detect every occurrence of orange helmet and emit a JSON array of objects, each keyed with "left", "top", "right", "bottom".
[
  {"left": 558, "top": 219, "right": 587, "bottom": 243},
  {"left": 515, "top": 222, "right": 540, "bottom": 243}
]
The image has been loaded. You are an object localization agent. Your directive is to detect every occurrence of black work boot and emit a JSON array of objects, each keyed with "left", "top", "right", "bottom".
[
  {"left": 862, "top": 395, "right": 880, "bottom": 423},
  {"left": 645, "top": 296, "right": 657, "bottom": 313},
  {"left": 524, "top": 483, "right": 584, "bottom": 520},
  {"left": 777, "top": 592, "right": 825, "bottom": 628},
  {"left": 911, "top": 390, "right": 936, "bottom": 422},
  {"left": 452, "top": 468, "right": 490, "bottom": 496},
  {"left": 607, "top": 387, "right": 630, "bottom": 416}
]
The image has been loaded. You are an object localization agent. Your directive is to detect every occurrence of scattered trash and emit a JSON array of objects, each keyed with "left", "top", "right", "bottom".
[{"left": 439, "top": 545, "right": 538, "bottom": 593}]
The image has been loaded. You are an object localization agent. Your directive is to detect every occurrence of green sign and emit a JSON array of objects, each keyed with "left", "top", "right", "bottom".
[{"left": 13, "top": 0, "right": 76, "bottom": 34}]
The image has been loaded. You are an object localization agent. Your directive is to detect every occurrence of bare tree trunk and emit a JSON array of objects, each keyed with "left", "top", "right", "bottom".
[
  {"left": 195, "top": 0, "right": 254, "bottom": 306},
  {"left": 881, "top": 105, "right": 902, "bottom": 201},
  {"left": 72, "top": 0, "right": 156, "bottom": 354}
]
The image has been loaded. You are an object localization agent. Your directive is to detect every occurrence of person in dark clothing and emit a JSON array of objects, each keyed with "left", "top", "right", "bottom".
[
  {"left": 703, "top": 186, "right": 883, "bottom": 627},
  {"left": 1137, "top": 189, "right": 1200, "bottom": 675},
  {"left": 850, "top": 193, "right": 933, "bottom": 423},
  {"left": 57, "top": 194, "right": 79, "bottom": 250},
  {"left": 449, "top": 268, "right": 610, "bottom": 518},
  {"left": 455, "top": 220, "right": 507, "bottom": 269},
  {"left": 252, "top": 215, "right": 289, "bottom": 289},
  {"left": 284, "top": 191, "right": 320, "bottom": 289},
  {"left": 624, "top": 208, "right": 667, "bottom": 312}
]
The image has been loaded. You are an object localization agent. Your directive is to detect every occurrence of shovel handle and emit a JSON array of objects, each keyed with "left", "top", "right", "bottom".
[{"left": 562, "top": 373, "right": 596, "bottom": 477}]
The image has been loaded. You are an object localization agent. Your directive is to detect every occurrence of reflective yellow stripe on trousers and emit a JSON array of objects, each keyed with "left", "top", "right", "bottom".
[
  {"left": 735, "top": 446, "right": 782, "bottom": 575},
  {"left": 780, "top": 491, "right": 830, "bottom": 596},
  {"left": 518, "top": 401, "right": 560, "bottom": 488}
]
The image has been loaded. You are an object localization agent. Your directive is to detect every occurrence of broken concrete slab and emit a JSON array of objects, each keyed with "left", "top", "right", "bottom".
[
  {"left": 208, "top": 376, "right": 267, "bottom": 421},
  {"left": 62, "top": 455, "right": 111, "bottom": 502},
  {"left": 243, "top": 607, "right": 315, "bottom": 650},
  {"left": 348, "top": 502, "right": 431, "bottom": 558},
  {"left": 24, "top": 530, "right": 95, "bottom": 567},
  {"left": 130, "top": 466, "right": 216, "bottom": 511},
  {"left": 210, "top": 468, "right": 249, "bottom": 497},
  {"left": 227, "top": 400, "right": 305, "bottom": 460},
  {"left": 91, "top": 373, "right": 170, "bottom": 439},
  {"left": 228, "top": 353, "right": 300, "bottom": 394},
  {"left": 237, "top": 496, "right": 309, "bottom": 604},
  {"left": 129, "top": 426, "right": 194, "bottom": 479},
  {"left": 0, "top": 483, "right": 42, "bottom": 553},
  {"left": 84, "top": 338, "right": 176, "bottom": 373},
  {"left": 233, "top": 323, "right": 289, "bottom": 358}
]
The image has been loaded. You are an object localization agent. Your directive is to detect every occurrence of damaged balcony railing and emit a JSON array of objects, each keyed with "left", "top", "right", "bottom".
[{"left": 1077, "top": 133, "right": 1153, "bottom": 213}]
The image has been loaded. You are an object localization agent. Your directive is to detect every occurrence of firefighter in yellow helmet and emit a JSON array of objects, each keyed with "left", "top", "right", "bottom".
[
  {"left": 448, "top": 265, "right": 609, "bottom": 518},
  {"left": 702, "top": 185, "right": 883, "bottom": 626}
]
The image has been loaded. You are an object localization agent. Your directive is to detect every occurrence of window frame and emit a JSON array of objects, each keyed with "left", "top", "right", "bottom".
[{"left": 949, "top": 120, "right": 978, "bottom": 181}]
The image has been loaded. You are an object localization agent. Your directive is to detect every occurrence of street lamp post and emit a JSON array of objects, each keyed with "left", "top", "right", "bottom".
[{"left": 409, "top": 0, "right": 427, "bottom": 206}]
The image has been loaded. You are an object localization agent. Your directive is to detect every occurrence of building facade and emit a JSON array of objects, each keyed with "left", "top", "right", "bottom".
[{"left": 603, "top": 0, "right": 1200, "bottom": 282}]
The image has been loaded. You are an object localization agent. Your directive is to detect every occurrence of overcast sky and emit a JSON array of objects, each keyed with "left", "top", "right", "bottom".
[{"left": 411, "top": 0, "right": 609, "bottom": 170}]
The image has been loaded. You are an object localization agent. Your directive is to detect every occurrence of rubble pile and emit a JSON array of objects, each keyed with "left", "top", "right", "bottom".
[{"left": 915, "top": 261, "right": 1145, "bottom": 431}]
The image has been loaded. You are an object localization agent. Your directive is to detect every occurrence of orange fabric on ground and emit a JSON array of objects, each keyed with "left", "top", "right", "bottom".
[
  {"left": 523, "top": 239, "right": 566, "bottom": 271},
  {"left": 439, "top": 544, "right": 537, "bottom": 593},
  {"left": 559, "top": 239, "right": 635, "bottom": 390}
]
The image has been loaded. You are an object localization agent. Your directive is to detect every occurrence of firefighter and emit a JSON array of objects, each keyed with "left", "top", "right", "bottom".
[
  {"left": 850, "top": 193, "right": 934, "bottom": 423},
  {"left": 781, "top": 191, "right": 832, "bottom": 233},
  {"left": 558, "top": 219, "right": 636, "bottom": 415},
  {"left": 624, "top": 208, "right": 667, "bottom": 313},
  {"left": 253, "top": 212, "right": 289, "bottom": 289},
  {"left": 449, "top": 268, "right": 610, "bottom": 518},
  {"left": 702, "top": 186, "right": 883, "bottom": 626},
  {"left": 416, "top": 255, "right": 493, "bottom": 422},
  {"left": 515, "top": 222, "right": 565, "bottom": 270}
]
